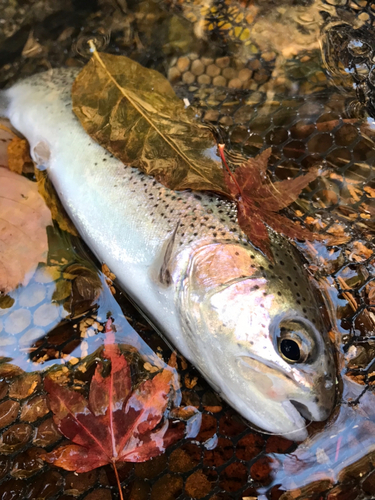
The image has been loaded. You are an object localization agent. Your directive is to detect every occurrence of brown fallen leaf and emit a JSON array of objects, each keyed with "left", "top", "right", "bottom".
[
  {"left": 0, "top": 167, "right": 52, "bottom": 293},
  {"left": 7, "top": 137, "right": 34, "bottom": 175},
  {"left": 0, "top": 121, "right": 16, "bottom": 168},
  {"left": 72, "top": 47, "right": 229, "bottom": 195},
  {"left": 34, "top": 168, "right": 78, "bottom": 236},
  {"left": 72, "top": 47, "right": 322, "bottom": 258}
]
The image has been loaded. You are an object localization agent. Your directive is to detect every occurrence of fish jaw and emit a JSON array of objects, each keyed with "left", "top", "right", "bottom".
[{"left": 177, "top": 241, "right": 336, "bottom": 439}]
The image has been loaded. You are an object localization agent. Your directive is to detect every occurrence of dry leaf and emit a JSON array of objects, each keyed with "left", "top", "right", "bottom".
[
  {"left": 72, "top": 50, "right": 229, "bottom": 194},
  {"left": 72, "top": 49, "right": 321, "bottom": 257},
  {"left": 223, "top": 149, "right": 320, "bottom": 259},
  {"left": 43, "top": 320, "right": 195, "bottom": 499},
  {"left": 34, "top": 168, "right": 78, "bottom": 236},
  {"left": 7, "top": 137, "right": 34, "bottom": 175},
  {"left": 0, "top": 167, "right": 52, "bottom": 293},
  {"left": 0, "top": 121, "right": 16, "bottom": 168}
]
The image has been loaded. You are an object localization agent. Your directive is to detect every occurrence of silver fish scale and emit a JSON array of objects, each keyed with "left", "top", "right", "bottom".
[
  {"left": 25, "top": 69, "right": 322, "bottom": 319},
  {"left": 29, "top": 69, "right": 320, "bottom": 325},
  {"left": 102, "top": 151, "right": 321, "bottom": 330}
]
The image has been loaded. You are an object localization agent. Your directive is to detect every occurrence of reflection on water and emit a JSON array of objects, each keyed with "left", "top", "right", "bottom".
[
  {"left": 1, "top": 0, "right": 375, "bottom": 498},
  {"left": 268, "top": 380, "right": 375, "bottom": 497}
]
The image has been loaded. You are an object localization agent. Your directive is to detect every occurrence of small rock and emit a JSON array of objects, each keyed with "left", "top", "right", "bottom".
[
  {"left": 33, "top": 303, "right": 60, "bottom": 327},
  {"left": 9, "top": 373, "right": 41, "bottom": 400},
  {"left": 262, "top": 51, "right": 276, "bottom": 62},
  {"left": 238, "top": 68, "right": 253, "bottom": 82},
  {"left": 19, "top": 327, "right": 44, "bottom": 346},
  {"left": 204, "top": 110, "right": 220, "bottom": 122},
  {"left": 176, "top": 56, "right": 190, "bottom": 73},
  {"left": 191, "top": 59, "right": 205, "bottom": 76},
  {"left": 201, "top": 57, "right": 214, "bottom": 65},
  {"left": 197, "top": 74, "right": 211, "bottom": 85},
  {"left": 212, "top": 75, "right": 227, "bottom": 87},
  {"left": 222, "top": 67, "right": 237, "bottom": 80},
  {"left": 248, "top": 58, "right": 262, "bottom": 70},
  {"left": 168, "top": 66, "right": 181, "bottom": 83},
  {"left": 4, "top": 309, "right": 31, "bottom": 335},
  {"left": 20, "top": 394, "right": 49, "bottom": 422},
  {"left": 206, "top": 64, "right": 221, "bottom": 77},
  {"left": 0, "top": 400, "right": 19, "bottom": 428},
  {"left": 219, "top": 116, "right": 234, "bottom": 126},
  {"left": 182, "top": 71, "right": 195, "bottom": 84},
  {"left": 19, "top": 283, "right": 46, "bottom": 308},
  {"left": 228, "top": 78, "right": 242, "bottom": 89},
  {"left": 216, "top": 56, "right": 230, "bottom": 68}
]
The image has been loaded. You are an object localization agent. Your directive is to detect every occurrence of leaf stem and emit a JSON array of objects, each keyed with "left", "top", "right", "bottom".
[
  {"left": 218, "top": 144, "right": 243, "bottom": 198},
  {"left": 112, "top": 461, "right": 124, "bottom": 500}
]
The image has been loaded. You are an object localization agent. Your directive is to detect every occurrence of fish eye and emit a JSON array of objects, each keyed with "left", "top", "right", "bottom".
[
  {"left": 276, "top": 321, "right": 314, "bottom": 364},
  {"left": 279, "top": 338, "right": 301, "bottom": 362}
]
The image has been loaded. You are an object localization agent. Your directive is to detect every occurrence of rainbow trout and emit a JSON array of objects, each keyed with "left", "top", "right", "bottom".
[{"left": 0, "top": 69, "right": 336, "bottom": 440}]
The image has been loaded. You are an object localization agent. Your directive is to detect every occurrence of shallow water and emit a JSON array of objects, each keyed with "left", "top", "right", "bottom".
[{"left": 1, "top": 0, "right": 375, "bottom": 499}]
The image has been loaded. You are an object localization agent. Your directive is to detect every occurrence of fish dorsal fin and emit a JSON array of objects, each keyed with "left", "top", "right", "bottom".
[{"left": 159, "top": 221, "right": 180, "bottom": 285}]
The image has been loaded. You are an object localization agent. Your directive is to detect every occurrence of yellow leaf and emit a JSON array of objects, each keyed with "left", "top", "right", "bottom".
[
  {"left": 52, "top": 280, "right": 72, "bottom": 301},
  {"left": 72, "top": 48, "right": 229, "bottom": 195}
]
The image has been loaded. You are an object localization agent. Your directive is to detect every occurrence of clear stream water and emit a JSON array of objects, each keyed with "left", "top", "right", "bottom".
[{"left": 1, "top": 0, "right": 375, "bottom": 499}]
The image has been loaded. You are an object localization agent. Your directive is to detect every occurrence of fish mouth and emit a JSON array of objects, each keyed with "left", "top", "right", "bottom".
[
  {"left": 290, "top": 400, "right": 314, "bottom": 421},
  {"left": 237, "top": 354, "right": 331, "bottom": 439},
  {"left": 279, "top": 400, "right": 309, "bottom": 441}
]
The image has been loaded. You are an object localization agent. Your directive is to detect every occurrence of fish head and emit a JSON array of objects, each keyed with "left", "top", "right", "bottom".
[{"left": 179, "top": 239, "right": 336, "bottom": 441}]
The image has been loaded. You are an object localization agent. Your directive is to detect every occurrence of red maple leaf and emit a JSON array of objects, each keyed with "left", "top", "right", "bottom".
[
  {"left": 43, "top": 320, "right": 188, "bottom": 499},
  {"left": 220, "top": 147, "right": 320, "bottom": 260}
]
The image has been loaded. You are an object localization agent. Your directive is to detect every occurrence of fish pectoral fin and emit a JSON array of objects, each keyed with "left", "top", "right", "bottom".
[{"left": 158, "top": 220, "right": 180, "bottom": 286}]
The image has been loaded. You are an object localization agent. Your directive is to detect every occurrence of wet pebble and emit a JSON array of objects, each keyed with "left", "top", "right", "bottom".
[
  {"left": 20, "top": 394, "right": 49, "bottom": 422},
  {"left": 10, "top": 447, "right": 45, "bottom": 479},
  {"left": 33, "top": 418, "right": 61, "bottom": 447},
  {"left": 0, "top": 400, "right": 20, "bottom": 428},
  {"left": 19, "top": 327, "right": 44, "bottom": 346},
  {"left": 24, "top": 470, "right": 64, "bottom": 499},
  {"left": 4, "top": 309, "right": 31, "bottom": 334},
  {"left": 220, "top": 462, "right": 248, "bottom": 492},
  {"left": 18, "top": 283, "right": 46, "bottom": 308},
  {"left": 185, "top": 470, "right": 215, "bottom": 498},
  {"left": 169, "top": 444, "right": 201, "bottom": 473},
  {"left": 9, "top": 373, "right": 41, "bottom": 399},
  {"left": 151, "top": 474, "right": 183, "bottom": 500},
  {"left": 0, "top": 336, "right": 15, "bottom": 347},
  {"left": 33, "top": 303, "right": 60, "bottom": 327},
  {"left": 0, "top": 423, "right": 33, "bottom": 454},
  {"left": 64, "top": 470, "right": 98, "bottom": 496}
]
